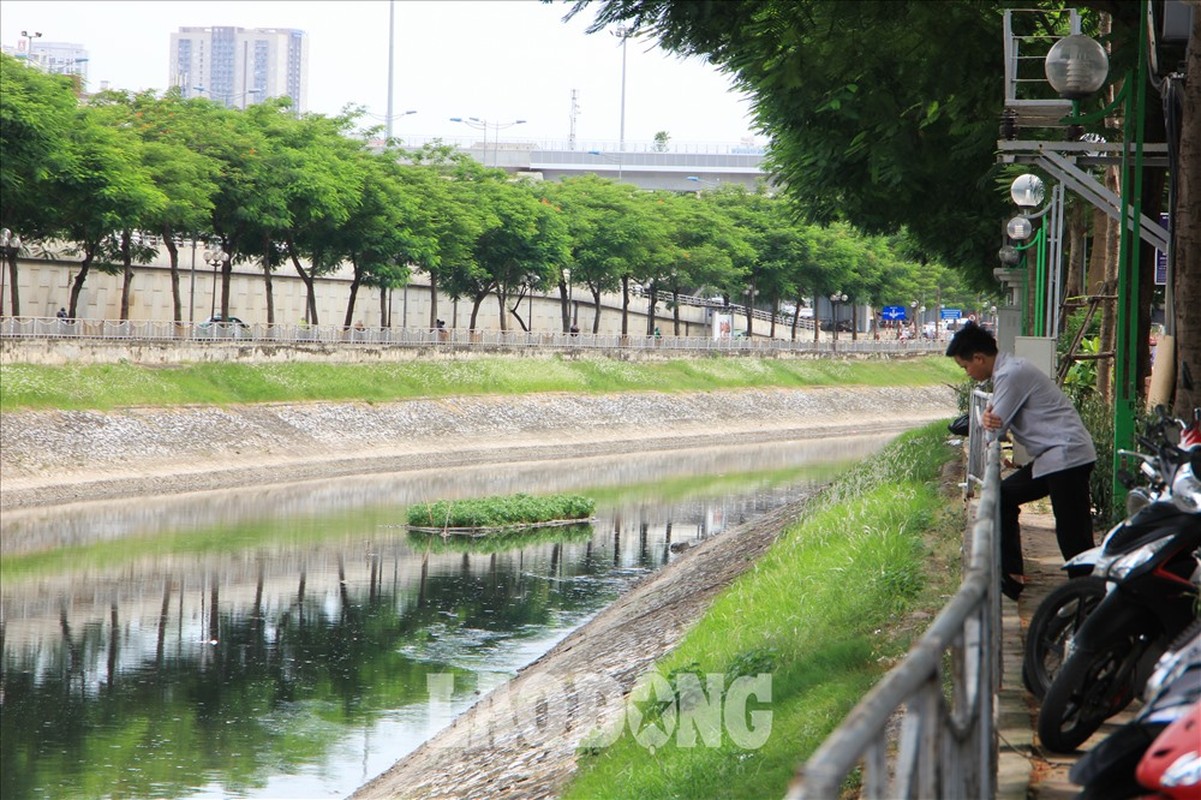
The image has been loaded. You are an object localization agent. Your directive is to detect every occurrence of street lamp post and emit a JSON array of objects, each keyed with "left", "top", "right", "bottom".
[
  {"left": 910, "top": 300, "right": 927, "bottom": 339},
  {"left": 830, "top": 292, "right": 848, "bottom": 346},
  {"left": 562, "top": 267, "right": 576, "bottom": 332},
  {"left": 0, "top": 228, "right": 21, "bottom": 317},
  {"left": 743, "top": 285, "right": 759, "bottom": 337},
  {"left": 20, "top": 30, "right": 42, "bottom": 66},
  {"left": 203, "top": 247, "right": 229, "bottom": 320},
  {"left": 1042, "top": 13, "right": 1144, "bottom": 510},
  {"left": 613, "top": 26, "right": 632, "bottom": 151},
  {"left": 450, "top": 117, "right": 526, "bottom": 167},
  {"left": 587, "top": 150, "right": 624, "bottom": 182}
]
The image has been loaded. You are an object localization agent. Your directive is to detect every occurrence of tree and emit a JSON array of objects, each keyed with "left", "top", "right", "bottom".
[
  {"left": 47, "top": 105, "right": 167, "bottom": 319},
  {"left": 0, "top": 54, "right": 77, "bottom": 315},
  {"left": 569, "top": 0, "right": 1197, "bottom": 414},
  {"left": 89, "top": 90, "right": 219, "bottom": 322},
  {"left": 539, "top": 175, "right": 658, "bottom": 334}
]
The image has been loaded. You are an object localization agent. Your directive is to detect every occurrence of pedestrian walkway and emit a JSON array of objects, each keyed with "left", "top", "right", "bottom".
[{"left": 996, "top": 506, "right": 1138, "bottom": 799}]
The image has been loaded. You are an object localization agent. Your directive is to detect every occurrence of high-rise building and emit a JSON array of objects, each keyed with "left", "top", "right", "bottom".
[
  {"left": 169, "top": 26, "right": 308, "bottom": 112},
  {"left": 2, "top": 37, "right": 89, "bottom": 83}
]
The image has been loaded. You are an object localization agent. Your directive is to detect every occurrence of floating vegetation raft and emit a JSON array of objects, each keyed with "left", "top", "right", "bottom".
[
  {"left": 408, "top": 522, "right": 596, "bottom": 553},
  {"left": 406, "top": 493, "right": 597, "bottom": 536}
]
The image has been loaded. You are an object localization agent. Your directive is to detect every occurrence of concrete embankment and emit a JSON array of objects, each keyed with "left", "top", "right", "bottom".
[{"left": 0, "top": 385, "right": 955, "bottom": 511}]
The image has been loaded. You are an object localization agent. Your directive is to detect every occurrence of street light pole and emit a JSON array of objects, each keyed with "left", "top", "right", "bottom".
[
  {"left": 189, "top": 239, "right": 197, "bottom": 324},
  {"left": 20, "top": 30, "right": 42, "bottom": 67},
  {"left": 0, "top": 228, "right": 21, "bottom": 318},
  {"left": 450, "top": 117, "right": 526, "bottom": 167},
  {"left": 613, "top": 26, "right": 631, "bottom": 151},
  {"left": 203, "top": 247, "right": 229, "bottom": 320}
]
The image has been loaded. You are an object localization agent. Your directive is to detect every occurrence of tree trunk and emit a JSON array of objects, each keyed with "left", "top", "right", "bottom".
[
  {"left": 343, "top": 260, "right": 362, "bottom": 329},
  {"left": 560, "top": 278, "right": 570, "bottom": 332},
  {"left": 469, "top": 291, "right": 488, "bottom": 330},
  {"left": 6, "top": 251, "right": 19, "bottom": 316},
  {"left": 119, "top": 230, "right": 133, "bottom": 322},
  {"left": 645, "top": 285, "right": 658, "bottom": 335},
  {"left": 791, "top": 292, "right": 804, "bottom": 341},
  {"left": 164, "top": 229, "right": 182, "bottom": 323},
  {"left": 428, "top": 277, "right": 440, "bottom": 330},
  {"left": 1063, "top": 199, "right": 1086, "bottom": 304},
  {"left": 380, "top": 287, "right": 388, "bottom": 328},
  {"left": 68, "top": 247, "right": 95, "bottom": 318},
  {"left": 1137, "top": 171, "right": 1165, "bottom": 404},
  {"left": 620, "top": 275, "right": 630, "bottom": 336},
  {"left": 220, "top": 256, "right": 233, "bottom": 319},
  {"left": 591, "top": 287, "right": 602, "bottom": 333},
  {"left": 496, "top": 289, "right": 507, "bottom": 332},
  {"left": 672, "top": 289, "right": 681, "bottom": 335},
  {"left": 813, "top": 293, "right": 820, "bottom": 343},
  {"left": 285, "top": 238, "right": 318, "bottom": 325},
  {"left": 1174, "top": 9, "right": 1201, "bottom": 413},
  {"left": 262, "top": 236, "right": 275, "bottom": 326}
]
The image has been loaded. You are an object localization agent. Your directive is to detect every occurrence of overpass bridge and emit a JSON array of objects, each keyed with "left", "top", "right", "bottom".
[{"left": 399, "top": 135, "right": 770, "bottom": 191}]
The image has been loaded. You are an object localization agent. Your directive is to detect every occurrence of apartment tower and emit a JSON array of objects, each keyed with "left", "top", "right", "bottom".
[{"left": 169, "top": 26, "right": 308, "bottom": 112}]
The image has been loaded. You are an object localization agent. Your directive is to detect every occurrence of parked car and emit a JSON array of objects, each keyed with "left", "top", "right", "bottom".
[
  {"left": 197, "top": 315, "right": 251, "bottom": 337},
  {"left": 199, "top": 314, "right": 249, "bottom": 328}
]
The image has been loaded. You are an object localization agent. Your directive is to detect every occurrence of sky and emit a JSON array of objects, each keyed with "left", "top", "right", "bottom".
[{"left": 0, "top": 0, "right": 762, "bottom": 151}]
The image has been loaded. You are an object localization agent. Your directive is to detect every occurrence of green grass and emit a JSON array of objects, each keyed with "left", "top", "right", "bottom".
[
  {"left": 561, "top": 422, "right": 965, "bottom": 800},
  {"left": 0, "top": 356, "right": 963, "bottom": 411}
]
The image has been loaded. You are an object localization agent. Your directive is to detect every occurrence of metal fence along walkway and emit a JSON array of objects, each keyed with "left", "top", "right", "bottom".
[
  {"left": 0, "top": 316, "right": 944, "bottom": 357},
  {"left": 787, "top": 440, "right": 1003, "bottom": 799}
]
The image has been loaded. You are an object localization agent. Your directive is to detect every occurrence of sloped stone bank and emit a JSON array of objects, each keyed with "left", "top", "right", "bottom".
[{"left": 0, "top": 385, "right": 954, "bottom": 510}]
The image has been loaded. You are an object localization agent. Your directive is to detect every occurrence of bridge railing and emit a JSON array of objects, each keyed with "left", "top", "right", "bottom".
[
  {"left": 0, "top": 316, "right": 944, "bottom": 356},
  {"left": 786, "top": 439, "right": 1003, "bottom": 800}
]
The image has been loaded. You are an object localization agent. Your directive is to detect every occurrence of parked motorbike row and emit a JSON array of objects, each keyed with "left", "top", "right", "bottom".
[{"left": 1021, "top": 407, "right": 1201, "bottom": 798}]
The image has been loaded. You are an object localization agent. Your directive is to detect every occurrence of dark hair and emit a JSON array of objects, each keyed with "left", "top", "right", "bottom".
[{"left": 945, "top": 321, "right": 998, "bottom": 359}]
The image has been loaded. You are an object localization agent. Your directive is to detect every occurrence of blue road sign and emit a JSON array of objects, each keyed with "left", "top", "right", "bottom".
[
  {"left": 881, "top": 305, "right": 907, "bottom": 321},
  {"left": 940, "top": 308, "right": 962, "bottom": 320}
]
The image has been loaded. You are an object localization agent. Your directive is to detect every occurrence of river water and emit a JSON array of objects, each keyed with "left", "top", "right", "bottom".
[{"left": 0, "top": 433, "right": 893, "bottom": 800}]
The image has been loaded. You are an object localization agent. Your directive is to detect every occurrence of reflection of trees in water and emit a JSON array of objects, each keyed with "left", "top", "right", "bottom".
[
  {"left": 1, "top": 467, "right": 836, "bottom": 799},
  {"left": 0, "top": 535, "right": 623, "bottom": 800}
]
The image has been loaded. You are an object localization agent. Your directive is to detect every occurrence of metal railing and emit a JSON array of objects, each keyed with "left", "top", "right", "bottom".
[
  {"left": 786, "top": 440, "right": 1003, "bottom": 800},
  {"left": 966, "top": 389, "right": 995, "bottom": 496},
  {"left": 0, "top": 316, "right": 945, "bottom": 356}
]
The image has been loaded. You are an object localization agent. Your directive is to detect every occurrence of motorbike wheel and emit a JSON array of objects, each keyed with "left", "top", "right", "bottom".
[
  {"left": 1022, "top": 577, "right": 1107, "bottom": 700},
  {"left": 1037, "top": 637, "right": 1145, "bottom": 753}
]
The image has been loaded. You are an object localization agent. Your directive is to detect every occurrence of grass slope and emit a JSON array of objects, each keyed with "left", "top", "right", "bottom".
[
  {"left": 0, "top": 356, "right": 962, "bottom": 411},
  {"left": 562, "top": 422, "right": 964, "bottom": 799}
]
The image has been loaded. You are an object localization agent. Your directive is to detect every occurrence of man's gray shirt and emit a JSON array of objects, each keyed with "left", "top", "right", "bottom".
[{"left": 991, "top": 351, "right": 1097, "bottom": 478}]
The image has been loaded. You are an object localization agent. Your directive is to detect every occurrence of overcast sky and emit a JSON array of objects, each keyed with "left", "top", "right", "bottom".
[{"left": 0, "top": 0, "right": 762, "bottom": 150}]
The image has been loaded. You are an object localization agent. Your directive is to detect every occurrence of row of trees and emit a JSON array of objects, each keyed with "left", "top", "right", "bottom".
[
  {"left": 0, "top": 52, "right": 978, "bottom": 337},
  {"left": 565, "top": 0, "right": 1199, "bottom": 410}
]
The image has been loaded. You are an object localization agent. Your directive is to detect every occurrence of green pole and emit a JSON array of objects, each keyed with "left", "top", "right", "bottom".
[
  {"left": 1035, "top": 224, "right": 1047, "bottom": 336},
  {"left": 1112, "top": 0, "right": 1150, "bottom": 513}
]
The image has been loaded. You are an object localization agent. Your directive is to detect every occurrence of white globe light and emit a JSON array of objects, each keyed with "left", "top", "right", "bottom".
[
  {"left": 1007, "top": 216, "right": 1033, "bottom": 240},
  {"left": 1010, "top": 174, "right": 1045, "bottom": 208},
  {"left": 1045, "top": 34, "right": 1109, "bottom": 100}
]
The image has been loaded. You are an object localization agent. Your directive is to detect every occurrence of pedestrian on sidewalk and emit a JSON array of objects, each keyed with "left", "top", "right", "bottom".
[{"left": 946, "top": 322, "right": 1097, "bottom": 600}]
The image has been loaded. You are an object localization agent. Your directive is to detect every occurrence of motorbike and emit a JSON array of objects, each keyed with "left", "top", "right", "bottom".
[
  {"left": 1035, "top": 441, "right": 1201, "bottom": 753},
  {"left": 1022, "top": 410, "right": 1199, "bottom": 701},
  {"left": 1136, "top": 700, "right": 1201, "bottom": 799},
  {"left": 1068, "top": 620, "right": 1201, "bottom": 799}
]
